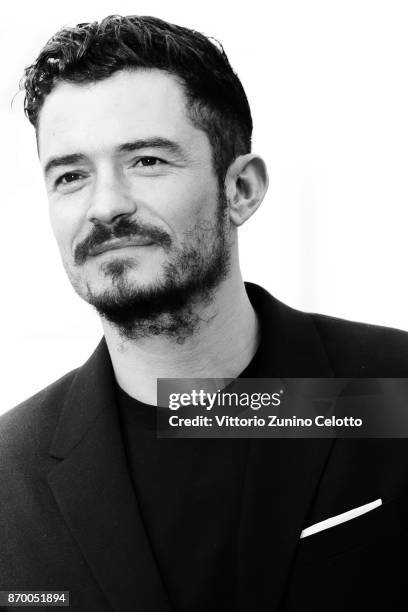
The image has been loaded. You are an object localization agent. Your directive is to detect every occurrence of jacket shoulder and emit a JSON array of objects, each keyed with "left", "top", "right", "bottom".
[
  {"left": 311, "top": 312, "right": 408, "bottom": 376},
  {"left": 0, "top": 368, "right": 77, "bottom": 461}
]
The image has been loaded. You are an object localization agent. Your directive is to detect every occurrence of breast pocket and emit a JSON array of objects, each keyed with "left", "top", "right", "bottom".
[
  {"left": 295, "top": 492, "right": 408, "bottom": 563},
  {"left": 285, "top": 496, "right": 408, "bottom": 612}
]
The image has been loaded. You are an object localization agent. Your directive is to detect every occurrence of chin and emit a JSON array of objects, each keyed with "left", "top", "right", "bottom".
[
  {"left": 82, "top": 272, "right": 164, "bottom": 302},
  {"left": 82, "top": 255, "right": 157, "bottom": 285}
]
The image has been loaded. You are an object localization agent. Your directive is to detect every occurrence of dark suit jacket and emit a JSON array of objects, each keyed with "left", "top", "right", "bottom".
[{"left": 2, "top": 282, "right": 408, "bottom": 611}]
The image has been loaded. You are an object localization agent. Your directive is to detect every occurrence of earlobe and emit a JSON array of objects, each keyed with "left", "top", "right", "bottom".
[{"left": 225, "top": 154, "right": 269, "bottom": 227}]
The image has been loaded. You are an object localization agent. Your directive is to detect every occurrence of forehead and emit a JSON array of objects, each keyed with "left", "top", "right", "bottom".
[{"left": 37, "top": 69, "right": 202, "bottom": 161}]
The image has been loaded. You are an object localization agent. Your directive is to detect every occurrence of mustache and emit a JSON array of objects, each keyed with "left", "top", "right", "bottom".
[{"left": 74, "top": 217, "right": 172, "bottom": 264}]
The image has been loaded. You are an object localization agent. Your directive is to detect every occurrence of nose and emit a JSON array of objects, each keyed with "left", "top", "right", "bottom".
[{"left": 86, "top": 166, "right": 136, "bottom": 225}]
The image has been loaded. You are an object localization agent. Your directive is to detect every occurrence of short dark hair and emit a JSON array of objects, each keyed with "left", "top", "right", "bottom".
[{"left": 21, "top": 15, "right": 252, "bottom": 184}]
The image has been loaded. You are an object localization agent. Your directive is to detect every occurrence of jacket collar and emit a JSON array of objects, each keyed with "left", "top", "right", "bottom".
[
  {"left": 245, "top": 281, "right": 333, "bottom": 377},
  {"left": 50, "top": 338, "right": 114, "bottom": 460}
]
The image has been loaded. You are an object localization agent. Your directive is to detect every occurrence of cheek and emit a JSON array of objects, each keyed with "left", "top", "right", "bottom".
[
  {"left": 166, "top": 177, "right": 219, "bottom": 232},
  {"left": 48, "top": 203, "right": 83, "bottom": 256}
]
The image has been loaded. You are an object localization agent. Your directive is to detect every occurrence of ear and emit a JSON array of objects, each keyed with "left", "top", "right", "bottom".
[{"left": 224, "top": 154, "right": 269, "bottom": 227}]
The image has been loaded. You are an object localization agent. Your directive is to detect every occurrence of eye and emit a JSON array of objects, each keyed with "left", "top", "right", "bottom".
[
  {"left": 131, "top": 156, "right": 165, "bottom": 168},
  {"left": 55, "top": 172, "right": 84, "bottom": 186}
]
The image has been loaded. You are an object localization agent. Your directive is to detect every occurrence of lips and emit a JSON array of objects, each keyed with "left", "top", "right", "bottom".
[{"left": 89, "top": 236, "right": 154, "bottom": 256}]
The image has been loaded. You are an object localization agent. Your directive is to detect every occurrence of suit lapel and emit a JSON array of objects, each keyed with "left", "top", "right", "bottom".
[
  {"left": 235, "top": 438, "right": 333, "bottom": 611},
  {"left": 47, "top": 340, "right": 172, "bottom": 612},
  {"left": 235, "top": 284, "right": 335, "bottom": 610}
]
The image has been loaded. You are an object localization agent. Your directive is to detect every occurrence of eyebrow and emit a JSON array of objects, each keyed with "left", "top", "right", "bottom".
[
  {"left": 43, "top": 137, "right": 185, "bottom": 177},
  {"left": 117, "top": 137, "right": 185, "bottom": 156},
  {"left": 44, "top": 153, "right": 86, "bottom": 177}
]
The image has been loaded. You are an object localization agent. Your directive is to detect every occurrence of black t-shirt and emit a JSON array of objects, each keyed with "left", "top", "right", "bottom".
[{"left": 115, "top": 350, "right": 260, "bottom": 611}]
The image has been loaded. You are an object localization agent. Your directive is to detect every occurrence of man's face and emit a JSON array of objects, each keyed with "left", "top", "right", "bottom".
[{"left": 38, "top": 69, "right": 231, "bottom": 338}]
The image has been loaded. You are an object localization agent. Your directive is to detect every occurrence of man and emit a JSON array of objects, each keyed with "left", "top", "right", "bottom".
[{"left": 1, "top": 14, "right": 408, "bottom": 612}]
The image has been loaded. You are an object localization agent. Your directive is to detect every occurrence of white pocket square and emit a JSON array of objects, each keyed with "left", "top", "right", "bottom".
[{"left": 300, "top": 498, "right": 382, "bottom": 539}]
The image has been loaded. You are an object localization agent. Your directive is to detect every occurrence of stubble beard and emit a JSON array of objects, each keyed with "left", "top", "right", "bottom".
[{"left": 75, "top": 198, "right": 232, "bottom": 343}]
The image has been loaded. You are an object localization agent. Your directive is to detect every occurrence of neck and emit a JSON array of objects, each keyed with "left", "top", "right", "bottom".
[{"left": 103, "top": 272, "right": 259, "bottom": 405}]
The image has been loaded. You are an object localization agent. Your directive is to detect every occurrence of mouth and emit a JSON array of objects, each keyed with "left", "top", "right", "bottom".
[{"left": 89, "top": 237, "right": 155, "bottom": 256}]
